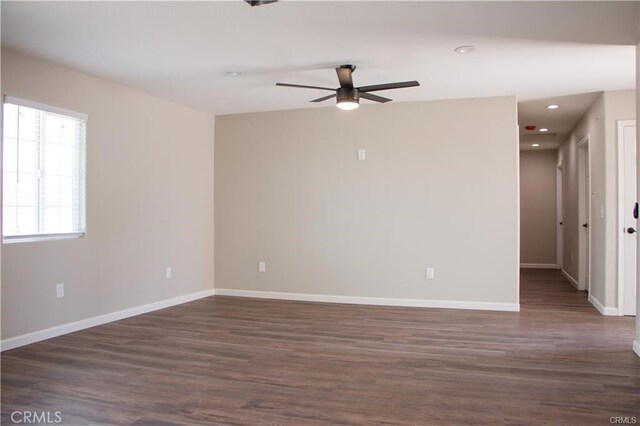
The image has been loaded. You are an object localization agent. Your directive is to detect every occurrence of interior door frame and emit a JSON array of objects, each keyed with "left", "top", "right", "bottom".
[
  {"left": 617, "top": 120, "right": 637, "bottom": 316},
  {"left": 556, "top": 160, "right": 563, "bottom": 269},
  {"left": 577, "top": 134, "right": 591, "bottom": 293}
]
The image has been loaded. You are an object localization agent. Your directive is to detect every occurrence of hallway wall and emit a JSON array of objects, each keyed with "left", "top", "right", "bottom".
[
  {"left": 520, "top": 150, "right": 557, "bottom": 265},
  {"left": 603, "top": 90, "right": 637, "bottom": 308},
  {"left": 559, "top": 90, "right": 636, "bottom": 311},
  {"left": 558, "top": 94, "right": 603, "bottom": 284}
]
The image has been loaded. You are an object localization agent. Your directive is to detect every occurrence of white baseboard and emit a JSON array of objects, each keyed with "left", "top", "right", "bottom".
[
  {"left": 1, "top": 289, "right": 215, "bottom": 352},
  {"left": 520, "top": 263, "right": 559, "bottom": 269},
  {"left": 214, "top": 289, "right": 520, "bottom": 312},
  {"left": 588, "top": 294, "right": 619, "bottom": 316},
  {"left": 561, "top": 269, "right": 580, "bottom": 289},
  {"left": 634, "top": 340, "right": 640, "bottom": 358}
]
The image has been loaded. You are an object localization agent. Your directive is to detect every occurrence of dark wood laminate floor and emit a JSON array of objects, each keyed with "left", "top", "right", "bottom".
[{"left": 2, "top": 269, "right": 639, "bottom": 425}]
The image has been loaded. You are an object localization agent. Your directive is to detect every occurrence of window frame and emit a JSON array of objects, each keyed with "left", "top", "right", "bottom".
[{"left": 2, "top": 95, "right": 88, "bottom": 244}]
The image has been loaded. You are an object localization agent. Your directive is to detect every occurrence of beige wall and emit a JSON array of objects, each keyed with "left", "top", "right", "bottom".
[
  {"left": 215, "top": 96, "right": 519, "bottom": 307},
  {"left": 520, "top": 150, "right": 557, "bottom": 265},
  {"left": 558, "top": 102, "right": 585, "bottom": 282},
  {"left": 559, "top": 92, "right": 604, "bottom": 298},
  {"left": 1, "top": 50, "right": 215, "bottom": 340},
  {"left": 604, "top": 90, "right": 636, "bottom": 307},
  {"left": 559, "top": 89, "right": 635, "bottom": 308}
]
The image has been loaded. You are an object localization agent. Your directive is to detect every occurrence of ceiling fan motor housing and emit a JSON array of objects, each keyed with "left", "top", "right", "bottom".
[{"left": 337, "top": 88, "right": 359, "bottom": 104}]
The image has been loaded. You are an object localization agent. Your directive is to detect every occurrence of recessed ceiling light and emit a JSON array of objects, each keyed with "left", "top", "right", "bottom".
[
  {"left": 223, "top": 71, "right": 242, "bottom": 77},
  {"left": 454, "top": 45, "right": 477, "bottom": 54},
  {"left": 539, "top": 128, "right": 549, "bottom": 132},
  {"left": 547, "top": 104, "right": 560, "bottom": 110},
  {"left": 532, "top": 144, "right": 540, "bottom": 147}
]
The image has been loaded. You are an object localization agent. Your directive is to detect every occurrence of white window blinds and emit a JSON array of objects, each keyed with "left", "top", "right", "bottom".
[{"left": 3, "top": 96, "right": 87, "bottom": 242}]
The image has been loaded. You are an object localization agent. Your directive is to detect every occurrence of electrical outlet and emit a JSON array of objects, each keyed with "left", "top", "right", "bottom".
[
  {"left": 426, "top": 267, "right": 435, "bottom": 280},
  {"left": 56, "top": 283, "right": 64, "bottom": 298},
  {"left": 166, "top": 267, "right": 172, "bottom": 279},
  {"left": 258, "top": 261, "right": 266, "bottom": 273},
  {"left": 357, "top": 149, "right": 366, "bottom": 161}
]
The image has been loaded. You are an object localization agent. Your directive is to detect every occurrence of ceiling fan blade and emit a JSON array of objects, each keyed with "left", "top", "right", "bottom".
[
  {"left": 336, "top": 67, "right": 354, "bottom": 89},
  {"left": 310, "top": 94, "right": 337, "bottom": 103},
  {"left": 358, "top": 81, "right": 420, "bottom": 93},
  {"left": 276, "top": 83, "right": 335, "bottom": 91},
  {"left": 359, "top": 92, "right": 392, "bottom": 103}
]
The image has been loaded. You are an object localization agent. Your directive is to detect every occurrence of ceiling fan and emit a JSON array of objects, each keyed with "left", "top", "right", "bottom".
[{"left": 276, "top": 65, "right": 420, "bottom": 110}]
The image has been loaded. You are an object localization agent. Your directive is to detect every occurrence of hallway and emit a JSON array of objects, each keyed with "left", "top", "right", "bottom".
[{"left": 520, "top": 268, "right": 596, "bottom": 312}]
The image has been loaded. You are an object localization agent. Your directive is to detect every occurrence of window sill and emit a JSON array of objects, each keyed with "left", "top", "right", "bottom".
[{"left": 3, "top": 232, "right": 85, "bottom": 244}]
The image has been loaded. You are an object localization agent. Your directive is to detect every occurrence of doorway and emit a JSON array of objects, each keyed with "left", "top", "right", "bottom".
[
  {"left": 556, "top": 161, "right": 564, "bottom": 270},
  {"left": 617, "top": 120, "right": 637, "bottom": 317},
  {"left": 577, "top": 135, "right": 591, "bottom": 293}
]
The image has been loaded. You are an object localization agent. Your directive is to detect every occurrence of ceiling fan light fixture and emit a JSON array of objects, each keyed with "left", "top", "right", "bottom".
[
  {"left": 336, "top": 88, "right": 360, "bottom": 110},
  {"left": 336, "top": 100, "right": 359, "bottom": 111}
]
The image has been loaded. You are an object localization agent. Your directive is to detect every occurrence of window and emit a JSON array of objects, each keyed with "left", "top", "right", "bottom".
[{"left": 3, "top": 96, "right": 86, "bottom": 243}]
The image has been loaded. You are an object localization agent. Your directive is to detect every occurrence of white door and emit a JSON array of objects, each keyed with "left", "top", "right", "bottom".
[
  {"left": 577, "top": 137, "right": 591, "bottom": 292},
  {"left": 622, "top": 123, "right": 637, "bottom": 316},
  {"left": 557, "top": 165, "right": 563, "bottom": 269},
  {"left": 584, "top": 147, "right": 590, "bottom": 291}
]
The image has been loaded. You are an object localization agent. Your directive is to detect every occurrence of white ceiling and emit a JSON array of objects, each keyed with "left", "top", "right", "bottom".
[
  {"left": 518, "top": 92, "right": 601, "bottom": 151},
  {"left": 1, "top": 1, "right": 638, "bottom": 116}
]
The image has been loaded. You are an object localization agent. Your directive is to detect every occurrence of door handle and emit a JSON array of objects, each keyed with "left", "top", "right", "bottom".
[
  {"left": 634, "top": 202, "right": 638, "bottom": 219},
  {"left": 583, "top": 223, "right": 589, "bottom": 228},
  {"left": 628, "top": 227, "right": 636, "bottom": 234}
]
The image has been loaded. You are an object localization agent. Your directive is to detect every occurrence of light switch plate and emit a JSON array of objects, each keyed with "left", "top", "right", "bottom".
[
  {"left": 56, "top": 283, "right": 64, "bottom": 298},
  {"left": 258, "top": 261, "right": 266, "bottom": 272},
  {"left": 426, "top": 268, "right": 435, "bottom": 280},
  {"left": 357, "top": 149, "right": 366, "bottom": 161}
]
